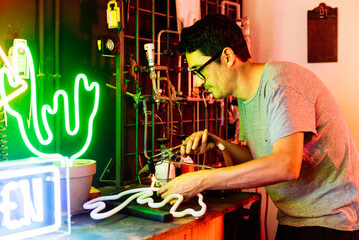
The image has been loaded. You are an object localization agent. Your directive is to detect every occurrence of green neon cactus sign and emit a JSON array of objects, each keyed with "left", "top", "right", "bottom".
[{"left": 0, "top": 42, "right": 100, "bottom": 165}]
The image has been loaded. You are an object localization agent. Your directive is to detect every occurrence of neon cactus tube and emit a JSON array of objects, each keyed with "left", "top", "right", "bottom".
[{"left": 0, "top": 42, "right": 100, "bottom": 164}]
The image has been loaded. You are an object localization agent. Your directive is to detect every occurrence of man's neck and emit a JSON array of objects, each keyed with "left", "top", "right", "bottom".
[{"left": 234, "top": 59, "right": 265, "bottom": 101}]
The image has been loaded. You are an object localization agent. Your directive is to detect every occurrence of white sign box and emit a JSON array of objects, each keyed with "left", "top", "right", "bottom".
[{"left": 0, "top": 165, "right": 61, "bottom": 240}]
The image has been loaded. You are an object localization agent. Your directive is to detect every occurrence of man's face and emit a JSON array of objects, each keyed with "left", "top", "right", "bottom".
[{"left": 186, "top": 50, "right": 228, "bottom": 99}]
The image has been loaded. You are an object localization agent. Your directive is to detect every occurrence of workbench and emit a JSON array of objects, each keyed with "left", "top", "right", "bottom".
[{"left": 53, "top": 191, "right": 261, "bottom": 240}]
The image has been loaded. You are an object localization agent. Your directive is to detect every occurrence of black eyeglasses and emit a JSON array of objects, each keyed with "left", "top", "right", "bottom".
[{"left": 190, "top": 52, "right": 221, "bottom": 80}]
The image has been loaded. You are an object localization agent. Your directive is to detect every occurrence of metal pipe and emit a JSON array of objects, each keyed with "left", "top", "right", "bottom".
[
  {"left": 166, "top": 0, "right": 170, "bottom": 37},
  {"left": 166, "top": 103, "right": 170, "bottom": 144},
  {"left": 54, "top": 0, "right": 61, "bottom": 153},
  {"left": 151, "top": 0, "right": 155, "bottom": 157},
  {"left": 196, "top": 99, "right": 200, "bottom": 164},
  {"left": 115, "top": 1, "right": 125, "bottom": 186},
  {"left": 166, "top": 0, "right": 170, "bottom": 92},
  {"left": 225, "top": 97, "right": 228, "bottom": 139},
  {"left": 166, "top": 70, "right": 174, "bottom": 148},
  {"left": 188, "top": 71, "right": 192, "bottom": 97},
  {"left": 156, "top": 30, "right": 179, "bottom": 93},
  {"left": 177, "top": 56, "right": 182, "bottom": 92},
  {"left": 55, "top": 0, "right": 61, "bottom": 76},
  {"left": 135, "top": 0, "right": 140, "bottom": 181},
  {"left": 205, "top": 0, "right": 208, "bottom": 15},
  {"left": 192, "top": 103, "right": 195, "bottom": 133},
  {"left": 37, "top": 0, "right": 45, "bottom": 153},
  {"left": 215, "top": 100, "right": 218, "bottom": 136},
  {"left": 220, "top": 1, "right": 241, "bottom": 20},
  {"left": 38, "top": 0, "right": 45, "bottom": 76},
  {"left": 177, "top": 104, "right": 183, "bottom": 136},
  {"left": 116, "top": 50, "right": 122, "bottom": 185},
  {"left": 202, "top": 90, "right": 209, "bottom": 130},
  {"left": 124, "top": 35, "right": 152, "bottom": 42},
  {"left": 116, "top": 37, "right": 125, "bottom": 186},
  {"left": 197, "top": 98, "right": 200, "bottom": 132},
  {"left": 142, "top": 98, "right": 150, "bottom": 159}
]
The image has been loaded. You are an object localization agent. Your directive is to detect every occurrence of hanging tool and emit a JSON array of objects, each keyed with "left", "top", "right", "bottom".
[{"left": 107, "top": 0, "right": 122, "bottom": 30}]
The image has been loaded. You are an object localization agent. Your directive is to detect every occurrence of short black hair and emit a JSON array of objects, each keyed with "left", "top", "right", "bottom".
[{"left": 178, "top": 14, "right": 251, "bottom": 62}]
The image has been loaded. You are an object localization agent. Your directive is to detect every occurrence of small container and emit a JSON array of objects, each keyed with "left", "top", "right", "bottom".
[{"left": 155, "top": 161, "right": 175, "bottom": 184}]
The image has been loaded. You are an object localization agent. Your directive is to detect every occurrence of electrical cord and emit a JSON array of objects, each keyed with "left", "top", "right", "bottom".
[{"left": 83, "top": 187, "right": 207, "bottom": 220}]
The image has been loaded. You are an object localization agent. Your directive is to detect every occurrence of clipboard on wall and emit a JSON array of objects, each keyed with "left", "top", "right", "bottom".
[{"left": 307, "top": 3, "right": 338, "bottom": 63}]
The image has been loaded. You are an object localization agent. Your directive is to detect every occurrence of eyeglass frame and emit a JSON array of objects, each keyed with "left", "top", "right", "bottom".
[{"left": 189, "top": 52, "right": 222, "bottom": 80}]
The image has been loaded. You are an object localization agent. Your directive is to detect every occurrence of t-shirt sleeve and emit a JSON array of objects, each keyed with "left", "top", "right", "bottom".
[{"left": 266, "top": 85, "right": 317, "bottom": 144}]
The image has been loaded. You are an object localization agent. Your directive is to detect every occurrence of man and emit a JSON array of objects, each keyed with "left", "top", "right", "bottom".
[{"left": 158, "top": 14, "right": 359, "bottom": 239}]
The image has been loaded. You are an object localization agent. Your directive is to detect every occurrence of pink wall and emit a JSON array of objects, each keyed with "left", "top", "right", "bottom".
[
  {"left": 244, "top": 0, "right": 359, "bottom": 145},
  {"left": 243, "top": 1, "right": 359, "bottom": 239}
]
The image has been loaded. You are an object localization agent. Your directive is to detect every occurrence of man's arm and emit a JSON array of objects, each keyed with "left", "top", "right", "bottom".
[{"left": 159, "top": 132, "right": 303, "bottom": 200}]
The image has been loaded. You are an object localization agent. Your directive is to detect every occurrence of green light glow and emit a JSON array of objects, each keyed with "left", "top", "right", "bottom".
[{"left": 0, "top": 42, "right": 100, "bottom": 164}]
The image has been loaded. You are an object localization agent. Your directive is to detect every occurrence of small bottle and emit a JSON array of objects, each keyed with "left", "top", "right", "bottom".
[{"left": 155, "top": 161, "right": 176, "bottom": 184}]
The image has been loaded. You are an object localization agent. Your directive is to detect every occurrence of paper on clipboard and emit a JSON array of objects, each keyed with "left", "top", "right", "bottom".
[{"left": 175, "top": 0, "right": 201, "bottom": 31}]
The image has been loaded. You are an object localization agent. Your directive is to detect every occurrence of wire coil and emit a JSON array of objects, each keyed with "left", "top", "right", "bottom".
[{"left": 0, "top": 107, "right": 8, "bottom": 161}]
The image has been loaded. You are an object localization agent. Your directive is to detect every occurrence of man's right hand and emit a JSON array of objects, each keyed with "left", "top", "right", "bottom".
[{"left": 181, "top": 129, "right": 217, "bottom": 157}]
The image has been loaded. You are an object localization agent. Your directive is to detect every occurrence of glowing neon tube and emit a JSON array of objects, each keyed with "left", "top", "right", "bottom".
[
  {"left": 0, "top": 42, "right": 100, "bottom": 164},
  {"left": 83, "top": 187, "right": 207, "bottom": 219},
  {"left": 0, "top": 45, "right": 28, "bottom": 108}
]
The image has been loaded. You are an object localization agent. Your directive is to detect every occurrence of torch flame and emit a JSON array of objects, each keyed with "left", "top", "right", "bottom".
[{"left": 150, "top": 174, "right": 157, "bottom": 188}]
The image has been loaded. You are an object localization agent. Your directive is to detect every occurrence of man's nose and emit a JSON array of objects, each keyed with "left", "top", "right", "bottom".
[{"left": 194, "top": 76, "right": 205, "bottom": 87}]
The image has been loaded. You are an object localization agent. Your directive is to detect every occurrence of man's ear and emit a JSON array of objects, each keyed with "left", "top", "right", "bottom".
[{"left": 222, "top": 47, "right": 235, "bottom": 67}]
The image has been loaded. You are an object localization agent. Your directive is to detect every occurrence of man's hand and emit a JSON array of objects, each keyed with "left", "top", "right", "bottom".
[
  {"left": 158, "top": 170, "right": 209, "bottom": 204},
  {"left": 181, "top": 129, "right": 216, "bottom": 157}
]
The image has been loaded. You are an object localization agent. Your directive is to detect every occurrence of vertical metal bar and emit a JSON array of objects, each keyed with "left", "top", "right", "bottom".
[
  {"left": 151, "top": 0, "right": 155, "bottom": 156},
  {"left": 116, "top": 32, "right": 125, "bottom": 186},
  {"left": 205, "top": 0, "right": 208, "bottom": 15},
  {"left": 166, "top": 0, "right": 170, "bottom": 50},
  {"left": 179, "top": 104, "right": 183, "bottom": 136},
  {"left": 55, "top": 0, "right": 60, "bottom": 75},
  {"left": 225, "top": 98, "right": 228, "bottom": 139},
  {"left": 151, "top": 0, "right": 155, "bottom": 50},
  {"left": 38, "top": 0, "right": 45, "bottom": 75},
  {"left": 115, "top": 1, "right": 125, "bottom": 186},
  {"left": 54, "top": 0, "right": 61, "bottom": 153},
  {"left": 135, "top": 0, "right": 140, "bottom": 179},
  {"left": 192, "top": 104, "right": 195, "bottom": 133},
  {"left": 204, "top": 102, "right": 209, "bottom": 130},
  {"left": 215, "top": 101, "right": 218, "bottom": 135},
  {"left": 167, "top": 103, "right": 170, "bottom": 141},
  {"left": 166, "top": 0, "right": 170, "bottom": 146},
  {"left": 37, "top": 0, "right": 45, "bottom": 152},
  {"left": 197, "top": 100, "right": 199, "bottom": 132}
]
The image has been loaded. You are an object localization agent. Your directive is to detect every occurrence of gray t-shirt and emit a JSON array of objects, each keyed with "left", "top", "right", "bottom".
[{"left": 238, "top": 61, "right": 359, "bottom": 231}]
